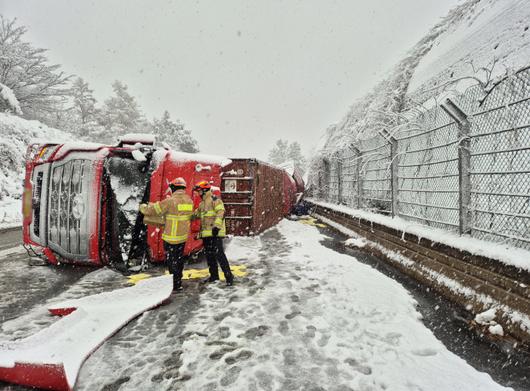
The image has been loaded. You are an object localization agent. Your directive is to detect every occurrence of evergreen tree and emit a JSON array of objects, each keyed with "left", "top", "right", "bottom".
[
  {"left": 53, "top": 77, "right": 109, "bottom": 141},
  {"left": 70, "top": 77, "right": 97, "bottom": 125},
  {"left": 152, "top": 110, "right": 199, "bottom": 153},
  {"left": 268, "top": 139, "right": 306, "bottom": 175},
  {"left": 268, "top": 139, "right": 289, "bottom": 165},
  {"left": 98, "top": 80, "right": 142, "bottom": 136},
  {"left": 287, "top": 142, "right": 306, "bottom": 175}
]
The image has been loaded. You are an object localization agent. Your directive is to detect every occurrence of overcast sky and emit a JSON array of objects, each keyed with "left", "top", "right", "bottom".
[{"left": 1, "top": 0, "right": 461, "bottom": 161}]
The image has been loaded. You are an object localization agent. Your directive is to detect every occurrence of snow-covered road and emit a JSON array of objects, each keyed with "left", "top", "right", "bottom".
[
  {"left": 168, "top": 219, "right": 508, "bottom": 391},
  {"left": 0, "top": 218, "right": 512, "bottom": 390}
]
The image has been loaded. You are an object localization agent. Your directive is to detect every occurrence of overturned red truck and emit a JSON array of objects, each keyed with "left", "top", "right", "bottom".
[{"left": 22, "top": 135, "right": 304, "bottom": 269}]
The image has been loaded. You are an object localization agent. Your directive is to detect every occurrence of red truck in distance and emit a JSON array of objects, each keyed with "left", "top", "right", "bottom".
[{"left": 22, "top": 135, "right": 303, "bottom": 270}]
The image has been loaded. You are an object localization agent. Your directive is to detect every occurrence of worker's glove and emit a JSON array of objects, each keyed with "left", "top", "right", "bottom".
[
  {"left": 212, "top": 227, "right": 220, "bottom": 237},
  {"left": 139, "top": 203, "right": 147, "bottom": 214}
]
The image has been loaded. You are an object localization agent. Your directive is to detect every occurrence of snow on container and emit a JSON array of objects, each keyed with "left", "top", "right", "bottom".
[{"left": 221, "top": 159, "right": 298, "bottom": 236}]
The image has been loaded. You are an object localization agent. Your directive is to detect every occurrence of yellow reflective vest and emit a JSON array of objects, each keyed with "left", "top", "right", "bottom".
[
  {"left": 195, "top": 194, "right": 226, "bottom": 238},
  {"left": 142, "top": 190, "right": 194, "bottom": 244}
]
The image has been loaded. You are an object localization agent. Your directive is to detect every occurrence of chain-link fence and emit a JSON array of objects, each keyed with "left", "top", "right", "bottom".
[
  {"left": 467, "top": 70, "right": 530, "bottom": 249},
  {"left": 358, "top": 134, "right": 392, "bottom": 214},
  {"left": 312, "top": 67, "right": 530, "bottom": 251},
  {"left": 396, "top": 104, "right": 460, "bottom": 232}
]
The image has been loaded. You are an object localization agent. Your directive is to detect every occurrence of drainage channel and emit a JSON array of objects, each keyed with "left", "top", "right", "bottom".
[{"left": 315, "top": 221, "right": 530, "bottom": 391}]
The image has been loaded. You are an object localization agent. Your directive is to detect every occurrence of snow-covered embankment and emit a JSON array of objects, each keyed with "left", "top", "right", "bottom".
[{"left": 0, "top": 113, "right": 72, "bottom": 229}]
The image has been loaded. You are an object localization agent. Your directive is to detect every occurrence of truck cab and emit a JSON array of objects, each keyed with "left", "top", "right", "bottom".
[{"left": 23, "top": 135, "right": 228, "bottom": 269}]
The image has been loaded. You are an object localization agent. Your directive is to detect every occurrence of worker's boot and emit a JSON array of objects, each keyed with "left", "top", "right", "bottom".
[
  {"left": 202, "top": 275, "right": 219, "bottom": 284},
  {"left": 225, "top": 273, "right": 234, "bottom": 287},
  {"left": 173, "top": 279, "right": 183, "bottom": 291}
]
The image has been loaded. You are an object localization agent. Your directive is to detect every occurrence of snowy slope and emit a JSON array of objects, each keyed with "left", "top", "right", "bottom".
[
  {"left": 408, "top": 0, "right": 530, "bottom": 98},
  {"left": 0, "top": 113, "right": 73, "bottom": 228},
  {"left": 319, "top": 0, "right": 529, "bottom": 153}
]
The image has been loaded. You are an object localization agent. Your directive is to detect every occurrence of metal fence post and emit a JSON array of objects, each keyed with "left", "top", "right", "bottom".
[
  {"left": 441, "top": 98, "right": 471, "bottom": 235},
  {"left": 337, "top": 154, "right": 343, "bottom": 204},
  {"left": 318, "top": 160, "right": 325, "bottom": 200},
  {"left": 354, "top": 147, "right": 362, "bottom": 209},
  {"left": 322, "top": 158, "right": 330, "bottom": 202},
  {"left": 458, "top": 121, "right": 472, "bottom": 235},
  {"left": 390, "top": 137, "right": 399, "bottom": 218}
]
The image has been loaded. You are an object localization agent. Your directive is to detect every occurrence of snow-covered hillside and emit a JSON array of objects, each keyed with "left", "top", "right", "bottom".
[
  {"left": 408, "top": 0, "right": 530, "bottom": 102},
  {"left": 0, "top": 113, "right": 73, "bottom": 228},
  {"left": 319, "top": 0, "right": 530, "bottom": 153}
]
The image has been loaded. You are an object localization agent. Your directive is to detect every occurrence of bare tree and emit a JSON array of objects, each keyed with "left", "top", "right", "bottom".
[{"left": 0, "top": 16, "right": 70, "bottom": 119}]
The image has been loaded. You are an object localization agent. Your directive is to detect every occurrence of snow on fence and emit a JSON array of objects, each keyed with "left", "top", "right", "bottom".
[{"left": 311, "top": 67, "right": 530, "bottom": 251}]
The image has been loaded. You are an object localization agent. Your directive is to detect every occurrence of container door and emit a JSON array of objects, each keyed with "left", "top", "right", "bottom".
[{"left": 221, "top": 162, "right": 254, "bottom": 235}]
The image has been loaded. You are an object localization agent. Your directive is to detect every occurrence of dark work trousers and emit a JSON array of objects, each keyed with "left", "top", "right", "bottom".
[
  {"left": 164, "top": 242, "right": 186, "bottom": 289},
  {"left": 202, "top": 237, "right": 233, "bottom": 281}
]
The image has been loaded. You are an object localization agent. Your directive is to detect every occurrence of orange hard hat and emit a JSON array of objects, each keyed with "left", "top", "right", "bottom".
[
  {"left": 170, "top": 177, "right": 187, "bottom": 188},
  {"left": 194, "top": 180, "right": 211, "bottom": 191}
]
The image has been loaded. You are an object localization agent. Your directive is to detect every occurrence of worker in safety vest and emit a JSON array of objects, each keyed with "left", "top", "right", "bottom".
[
  {"left": 140, "top": 177, "right": 193, "bottom": 291},
  {"left": 193, "top": 181, "right": 234, "bottom": 286}
]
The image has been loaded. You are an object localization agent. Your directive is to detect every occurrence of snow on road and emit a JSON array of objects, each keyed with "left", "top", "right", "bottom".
[
  {"left": 173, "top": 219, "right": 508, "bottom": 391},
  {"left": 0, "top": 276, "right": 173, "bottom": 390},
  {"left": 0, "top": 268, "right": 125, "bottom": 341},
  {"left": 0, "top": 218, "right": 510, "bottom": 390}
]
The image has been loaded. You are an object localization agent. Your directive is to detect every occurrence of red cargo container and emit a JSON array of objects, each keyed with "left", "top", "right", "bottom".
[
  {"left": 145, "top": 150, "right": 226, "bottom": 262},
  {"left": 278, "top": 161, "right": 304, "bottom": 200},
  {"left": 221, "top": 159, "right": 296, "bottom": 236},
  {"left": 282, "top": 172, "right": 297, "bottom": 216}
]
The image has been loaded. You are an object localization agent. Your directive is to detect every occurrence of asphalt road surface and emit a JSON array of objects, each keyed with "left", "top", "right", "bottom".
[{"left": 0, "top": 228, "right": 92, "bottom": 324}]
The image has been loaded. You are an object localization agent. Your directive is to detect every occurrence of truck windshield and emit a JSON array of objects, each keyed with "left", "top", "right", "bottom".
[{"left": 105, "top": 155, "right": 150, "bottom": 267}]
